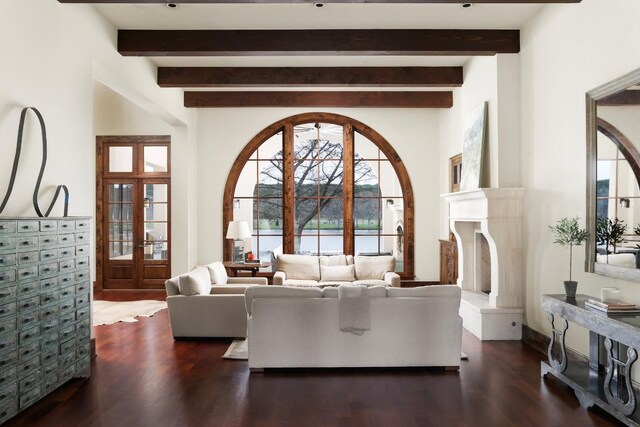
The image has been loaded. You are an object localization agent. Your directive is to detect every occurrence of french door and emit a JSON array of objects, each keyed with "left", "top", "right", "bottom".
[{"left": 97, "top": 137, "right": 171, "bottom": 289}]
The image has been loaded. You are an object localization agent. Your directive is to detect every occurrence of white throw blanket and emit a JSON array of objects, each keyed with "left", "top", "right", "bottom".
[{"left": 338, "top": 284, "right": 370, "bottom": 335}]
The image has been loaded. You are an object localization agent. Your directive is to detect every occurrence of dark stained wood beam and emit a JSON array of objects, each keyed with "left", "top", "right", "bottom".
[
  {"left": 184, "top": 91, "right": 452, "bottom": 108},
  {"left": 598, "top": 90, "right": 640, "bottom": 106},
  {"left": 158, "top": 66, "right": 463, "bottom": 88},
  {"left": 119, "top": 29, "right": 519, "bottom": 56},
  {"left": 61, "top": 1, "right": 582, "bottom": 4}
]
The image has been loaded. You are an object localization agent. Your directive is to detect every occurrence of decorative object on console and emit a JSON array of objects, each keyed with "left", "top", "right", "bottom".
[
  {"left": 0, "top": 107, "right": 70, "bottom": 217},
  {"left": 460, "top": 102, "right": 487, "bottom": 191},
  {"left": 600, "top": 287, "right": 621, "bottom": 304},
  {"left": 226, "top": 220, "right": 251, "bottom": 263},
  {"left": 549, "top": 217, "right": 589, "bottom": 299}
]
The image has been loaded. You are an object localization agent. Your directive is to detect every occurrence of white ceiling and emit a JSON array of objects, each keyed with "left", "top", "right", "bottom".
[{"left": 92, "top": 3, "right": 544, "bottom": 74}]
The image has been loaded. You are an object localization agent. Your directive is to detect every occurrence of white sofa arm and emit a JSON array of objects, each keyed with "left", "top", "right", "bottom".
[
  {"left": 384, "top": 271, "right": 401, "bottom": 288},
  {"left": 273, "top": 271, "right": 286, "bottom": 286},
  {"left": 227, "top": 277, "right": 268, "bottom": 286}
]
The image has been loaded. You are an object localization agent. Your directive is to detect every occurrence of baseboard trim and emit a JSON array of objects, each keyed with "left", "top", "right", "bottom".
[{"left": 521, "top": 324, "right": 587, "bottom": 363}]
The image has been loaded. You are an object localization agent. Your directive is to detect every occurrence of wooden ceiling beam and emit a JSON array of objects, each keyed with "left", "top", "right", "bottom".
[
  {"left": 158, "top": 66, "right": 463, "bottom": 87},
  {"left": 60, "top": 1, "right": 581, "bottom": 4},
  {"left": 183, "top": 91, "right": 453, "bottom": 108},
  {"left": 119, "top": 29, "right": 519, "bottom": 56}
]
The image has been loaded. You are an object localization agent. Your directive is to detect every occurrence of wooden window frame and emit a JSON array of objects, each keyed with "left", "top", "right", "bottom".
[{"left": 223, "top": 112, "right": 415, "bottom": 279}]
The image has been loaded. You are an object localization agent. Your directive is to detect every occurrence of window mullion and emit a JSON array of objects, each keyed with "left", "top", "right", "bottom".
[
  {"left": 343, "top": 124, "right": 354, "bottom": 255},
  {"left": 283, "top": 123, "right": 295, "bottom": 254}
]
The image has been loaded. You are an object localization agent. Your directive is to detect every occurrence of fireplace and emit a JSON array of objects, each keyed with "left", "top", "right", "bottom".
[{"left": 442, "top": 188, "right": 525, "bottom": 340}]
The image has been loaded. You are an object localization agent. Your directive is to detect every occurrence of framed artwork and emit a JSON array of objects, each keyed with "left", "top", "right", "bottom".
[
  {"left": 460, "top": 102, "right": 487, "bottom": 191},
  {"left": 449, "top": 153, "right": 462, "bottom": 193}
]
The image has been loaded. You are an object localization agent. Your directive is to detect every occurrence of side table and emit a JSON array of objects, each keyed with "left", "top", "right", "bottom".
[{"left": 223, "top": 261, "right": 271, "bottom": 277}]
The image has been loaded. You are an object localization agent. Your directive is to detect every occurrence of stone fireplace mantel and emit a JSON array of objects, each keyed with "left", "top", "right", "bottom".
[{"left": 441, "top": 188, "right": 525, "bottom": 340}]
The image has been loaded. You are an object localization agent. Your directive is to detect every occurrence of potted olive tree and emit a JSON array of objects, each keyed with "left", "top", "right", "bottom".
[{"left": 549, "top": 217, "right": 589, "bottom": 298}]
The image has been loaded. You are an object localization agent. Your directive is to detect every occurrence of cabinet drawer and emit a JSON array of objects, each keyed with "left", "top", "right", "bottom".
[
  {"left": 75, "top": 220, "right": 90, "bottom": 230},
  {"left": 40, "top": 320, "right": 57, "bottom": 335},
  {"left": 58, "top": 259, "right": 74, "bottom": 273},
  {"left": 39, "top": 277, "right": 58, "bottom": 292},
  {"left": 0, "top": 350, "right": 17, "bottom": 370},
  {"left": 59, "top": 325, "right": 75, "bottom": 342},
  {"left": 75, "top": 257, "right": 89, "bottom": 269},
  {"left": 0, "top": 269, "right": 15, "bottom": 286},
  {"left": 18, "top": 325, "right": 39, "bottom": 345},
  {"left": 75, "top": 282, "right": 90, "bottom": 295},
  {"left": 75, "top": 270, "right": 89, "bottom": 283},
  {"left": 59, "top": 272, "right": 75, "bottom": 287},
  {"left": 42, "top": 348, "right": 57, "bottom": 365},
  {"left": 76, "top": 306, "right": 90, "bottom": 321},
  {"left": 60, "top": 338, "right": 75, "bottom": 355},
  {"left": 38, "top": 234, "right": 58, "bottom": 247},
  {"left": 0, "top": 286, "right": 16, "bottom": 303},
  {"left": 59, "top": 286, "right": 74, "bottom": 300},
  {"left": 76, "top": 245, "right": 90, "bottom": 256},
  {"left": 16, "top": 266, "right": 37, "bottom": 282},
  {"left": 39, "top": 304, "right": 58, "bottom": 321},
  {"left": 59, "top": 311, "right": 75, "bottom": 329},
  {"left": 39, "top": 262, "right": 58, "bottom": 277},
  {"left": 0, "top": 383, "right": 18, "bottom": 406},
  {"left": 16, "top": 221, "right": 38, "bottom": 233},
  {"left": 39, "top": 248, "right": 57, "bottom": 262},
  {"left": 58, "top": 234, "right": 75, "bottom": 246},
  {"left": 40, "top": 290, "right": 59, "bottom": 306},
  {"left": 75, "top": 293, "right": 90, "bottom": 307},
  {"left": 0, "top": 254, "right": 16, "bottom": 268},
  {"left": 0, "top": 397, "right": 17, "bottom": 425},
  {"left": 0, "top": 302, "right": 16, "bottom": 319},
  {"left": 43, "top": 372, "right": 58, "bottom": 394},
  {"left": 58, "top": 220, "right": 76, "bottom": 232},
  {"left": 17, "top": 281, "right": 38, "bottom": 298},
  {"left": 57, "top": 247, "right": 74, "bottom": 259},
  {"left": 40, "top": 220, "right": 58, "bottom": 232},
  {"left": 0, "top": 318, "right": 16, "bottom": 335},
  {"left": 0, "top": 367, "right": 17, "bottom": 389},
  {"left": 59, "top": 298, "right": 75, "bottom": 313},
  {"left": 0, "top": 333, "right": 17, "bottom": 356},
  {"left": 59, "top": 351, "right": 75, "bottom": 368},
  {"left": 16, "top": 236, "right": 38, "bottom": 250},
  {"left": 77, "top": 343, "right": 91, "bottom": 359},
  {"left": 0, "top": 221, "right": 16, "bottom": 235},
  {"left": 18, "top": 341, "right": 39, "bottom": 361},
  {"left": 18, "top": 355, "right": 40, "bottom": 377},
  {"left": 75, "top": 319, "right": 90, "bottom": 337},
  {"left": 17, "top": 311, "right": 39, "bottom": 329},
  {"left": 17, "top": 295, "right": 39, "bottom": 312},
  {"left": 59, "top": 364, "right": 75, "bottom": 383},
  {"left": 0, "top": 237, "right": 16, "bottom": 252},
  {"left": 41, "top": 332, "right": 58, "bottom": 349},
  {"left": 42, "top": 359, "right": 58, "bottom": 377},
  {"left": 75, "top": 232, "right": 89, "bottom": 244},
  {"left": 19, "top": 383, "right": 41, "bottom": 410},
  {"left": 17, "top": 251, "right": 39, "bottom": 265}
]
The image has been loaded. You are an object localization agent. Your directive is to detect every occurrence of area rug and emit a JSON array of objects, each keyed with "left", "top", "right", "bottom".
[
  {"left": 93, "top": 300, "right": 167, "bottom": 326},
  {"left": 222, "top": 339, "right": 469, "bottom": 361}
]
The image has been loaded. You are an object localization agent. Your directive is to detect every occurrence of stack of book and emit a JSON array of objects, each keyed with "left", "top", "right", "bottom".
[{"left": 585, "top": 298, "right": 640, "bottom": 315}]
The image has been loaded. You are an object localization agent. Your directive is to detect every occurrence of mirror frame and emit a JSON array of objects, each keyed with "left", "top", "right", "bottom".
[{"left": 586, "top": 67, "right": 640, "bottom": 281}]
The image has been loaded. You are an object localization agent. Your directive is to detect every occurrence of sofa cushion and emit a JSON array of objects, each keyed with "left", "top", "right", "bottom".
[
  {"left": 178, "top": 267, "right": 212, "bottom": 296},
  {"left": 323, "top": 285, "right": 387, "bottom": 298},
  {"left": 283, "top": 279, "right": 321, "bottom": 287},
  {"left": 245, "top": 285, "right": 323, "bottom": 314},
  {"left": 210, "top": 285, "right": 252, "bottom": 295},
  {"left": 277, "top": 254, "right": 320, "bottom": 281},
  {"left": 354, "top": 256, "right": 395, "bottom": 280},
  {"left": 320, "top": 265, "right": 355, "bottom": 282},
  {"left": 353, "top": 279, "right": 388, "bottom": 287},
  {"left": 207, "top": 262, "right": 228, "bottom": 285},
  {"left": 386, "top": 285, "right": 461, "bottom": 298},
  {"left": 319, "top": 255, "right": 350, "bottom": 267}
]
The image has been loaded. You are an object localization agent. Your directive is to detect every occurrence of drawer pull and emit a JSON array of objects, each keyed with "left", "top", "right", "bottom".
[
  {"left": 44, "top": 254, "right": 51, "bottom": 258},
  {"left": 21, "top": 241, "right": 29, "bottom": 245},
  {"left": 22, "top": 319, "right": 30, "bottom": 324},
  {"left": 0, "top": 310, "right": 5, "bottom": 315},
  {"left": 0, "top": 344, "right": 4, "bottom": 349},
  {"left": 21, "top": 272, "right": 30, "bottom": 276},
  {"left": 0, "top": 292, "right": 9, "bottom": 298},
  {"left": 42, "top": 268, "right": 50, "bottom": 273},
  {"left": 21, "top": 225, "right": 29, "bottom": 229},
  {"left": 0, "top": 225, "right": 4, "bottom": 230},
  {"left": 0, "top": 277, "right": 7, "bottom": 281},
  {"left": 23, "top": 334, "right": 31, "bottom": 340},
  {"left": 43, "top": 239, "right": 51, "bottom": 243},
  {"left": 21, "top": 256, "right": 30, "bottom": 261},
  {"left": 44, "top": 224, "right": 51, "bottom": 228}
]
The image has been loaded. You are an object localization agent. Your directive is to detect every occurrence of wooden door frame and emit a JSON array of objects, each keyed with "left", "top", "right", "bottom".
[{"left": 96, "top": 135, "right": 171, "bottom": 290}]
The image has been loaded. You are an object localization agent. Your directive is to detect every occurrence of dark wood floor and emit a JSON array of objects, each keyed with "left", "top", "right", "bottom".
[{"left": 6, "top": 292, "right": 622, "bottom": 427}]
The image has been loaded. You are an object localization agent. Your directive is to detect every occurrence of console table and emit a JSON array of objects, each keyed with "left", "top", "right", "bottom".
[
  {"left": 223, "top": 261, "right": 271, "bottom": 277},
  {"left": 542, "top": 294, "right": 640, "bottom": 426}
]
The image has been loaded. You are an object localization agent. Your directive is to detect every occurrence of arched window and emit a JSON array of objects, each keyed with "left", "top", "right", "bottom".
[{"left": 223, "top": 113, "right": 414, "bottom": 278}]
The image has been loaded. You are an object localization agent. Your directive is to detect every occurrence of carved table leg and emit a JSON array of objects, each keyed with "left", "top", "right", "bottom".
[
  {"left": 547, "top": 313, "right": 569, "bottom": 373},
  {"left": 574, "top": 389, "right": 595, "bottom": 409},
  {"left": 603, "top": 338, "right": 638, "bottom": 416}
]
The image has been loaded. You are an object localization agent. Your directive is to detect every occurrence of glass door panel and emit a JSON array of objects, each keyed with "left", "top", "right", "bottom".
[{"left": 104, "top": 181, "right": 136, "bottom": 288}]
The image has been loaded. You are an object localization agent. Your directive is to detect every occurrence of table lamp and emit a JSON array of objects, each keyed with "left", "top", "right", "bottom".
[{"left": 226, "top": 220, "right": 251, "bottom": 263}]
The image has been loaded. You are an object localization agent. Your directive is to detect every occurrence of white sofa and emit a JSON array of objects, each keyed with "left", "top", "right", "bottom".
[
  {"left": 245, "top": 285, "right": 462, "bottom": 370},
  {"left": 273, "top": 254, "right": 401, "bottom": 287},
  {"left": 165, "top": 262, "right": 267, "bottom": 338}
]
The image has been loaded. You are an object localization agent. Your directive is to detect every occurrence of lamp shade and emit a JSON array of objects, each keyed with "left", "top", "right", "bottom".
[{"left": 226, "top": 220, "right": 251, "bottom": 239}]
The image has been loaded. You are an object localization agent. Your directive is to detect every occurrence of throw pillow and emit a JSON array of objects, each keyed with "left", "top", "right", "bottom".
[
  {"left": 277, "top": 254, "right": 320, "bottom": 281},
  {"left": 320, "top": 265, "right": 355, "bottom": 282},
  {"left": 354, "top": 256, "right": 395, "bottom": 280},
  {"left": 207, "top": 262, "right": 228, "bottom": 285},
  {"left": 178, "top": 267, "right": 211, "bottom": 295}
]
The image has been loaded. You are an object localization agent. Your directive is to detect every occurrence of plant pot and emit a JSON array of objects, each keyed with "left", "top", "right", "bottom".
[{"left": 564, "top": 280, "right": 578, "bottom": 299}]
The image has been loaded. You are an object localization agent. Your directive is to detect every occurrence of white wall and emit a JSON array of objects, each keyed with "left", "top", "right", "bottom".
[
  {"left": 197, "top": 108, "right": 441, "bottom": 280},
  {"left": 0, "top": 1, "right": 196, "bottom": 280},
  {"left": 520, "top": 0, "right": 640, "bottom": 377}
]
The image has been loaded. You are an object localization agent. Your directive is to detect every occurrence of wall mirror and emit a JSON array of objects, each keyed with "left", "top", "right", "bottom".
[{"left": 587, "top": 67, "right": 640, "bottom": 282}]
